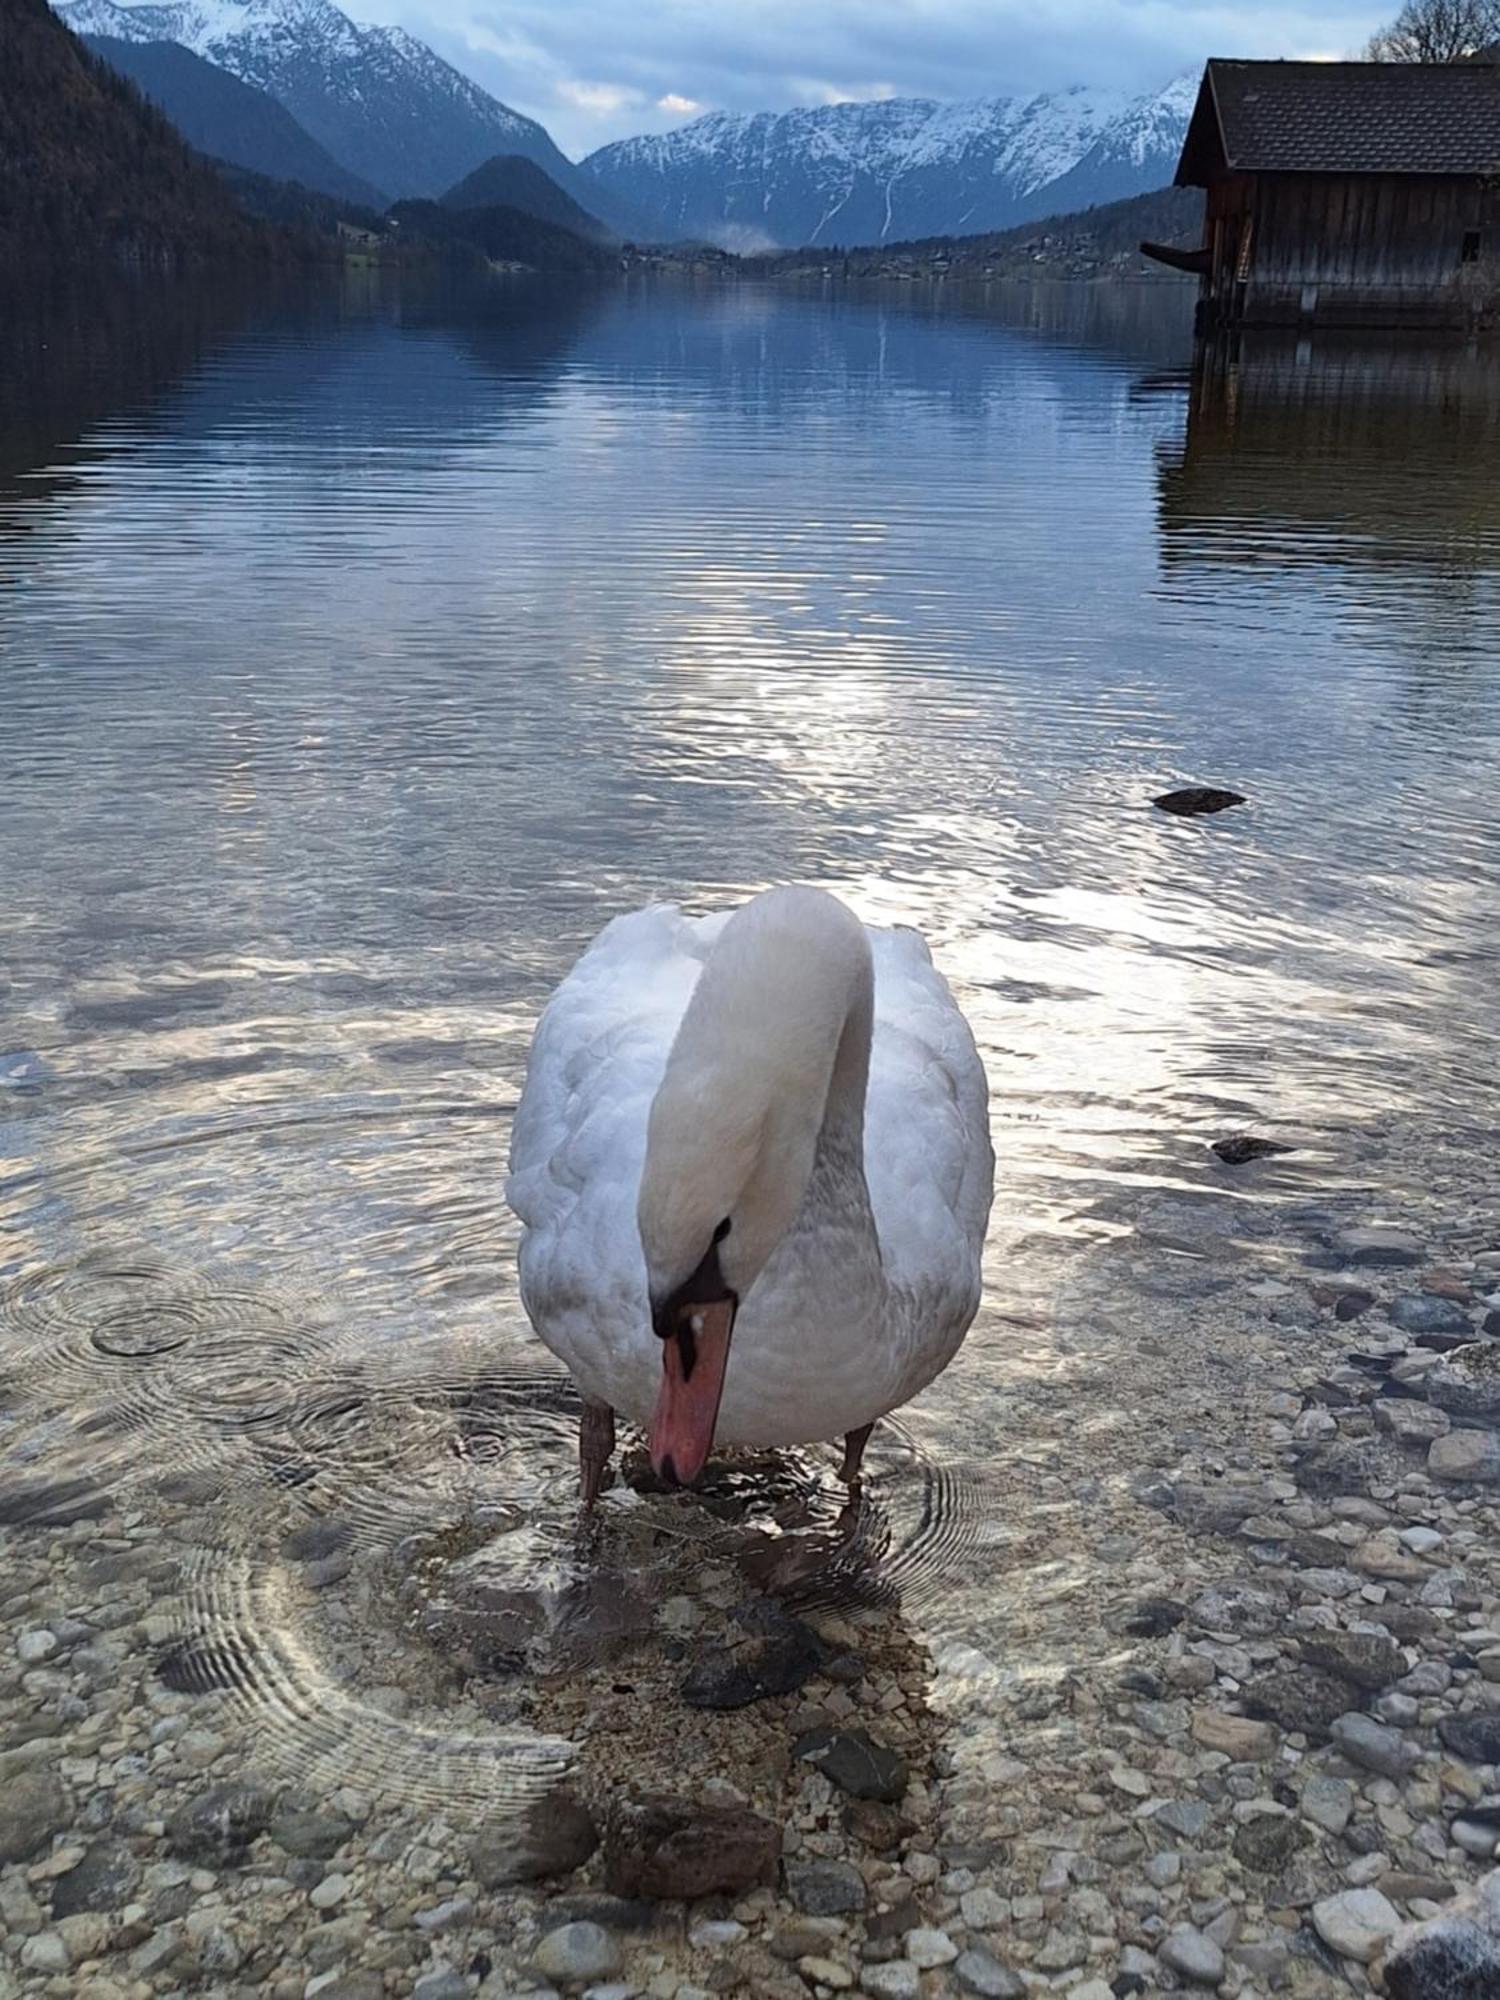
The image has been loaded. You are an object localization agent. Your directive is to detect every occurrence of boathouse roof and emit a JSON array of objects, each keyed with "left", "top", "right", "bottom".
[{"left": 1176, "top": 59, "right": 1500, "bottom": 185}]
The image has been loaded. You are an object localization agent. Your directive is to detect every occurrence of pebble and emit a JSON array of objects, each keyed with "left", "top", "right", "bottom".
[
  {"left": 412, "top": 1971, "right": 471, "bottom": 2000},
  {"left": 1332, "top": 1225, "right": 1425, "bottom": 1266},
  {"left": 959, "top": 1886, "right": 1008, "bottom": 1930},
  {"left": 533, "top": 1922, "right": 623, "bottom": 1985},
  {"left": 1389, "top": 1295, "right": 1474, "bottom": 1336},
  {"left": 0, "top": 1769, "right": 68, "bottom": 1862},
  {"left": 859, "top": 1966, "right": 922, "bottom": 2000},
  {"left": 799, "top": 1956, "right": 854, "bottom": 1989},
  {"left": 1158, "top": 1925, "right": 1225, "bottom": 1985},
  {"left": 1191, "top": 1709, "right": 1277, "bottom": 1760},
  {"left": 903, "top": 1926, "right": 957, "bottom": 1968},
  {"left": 786, "top": 1859, "right": 867, "bottom": 1916},
  {"left": 952, "top": 1950, "right": 1024, "bottom": 1998},
  {"left": 16, "top": 1629, "right": 60, "bottom": 1664},
  {"left": 1311, "top": 1886, "right": 1401, "bottom": 1962},
  {"left": 310, "top": 1873, "right": 348, "bottom": 1910},
  {"left": 20, "top": 1932, "right": 71, "bottom": 1973},
  {"left": 1439, "top": 1714, "right": 1500, "bottom": 1764},
  {"left": 1430, "top": 1430, "right": 1500, "bottom": 1483},
  {"left": 1331, "top": 1711, "right": 1422, "bottom": 1781}
]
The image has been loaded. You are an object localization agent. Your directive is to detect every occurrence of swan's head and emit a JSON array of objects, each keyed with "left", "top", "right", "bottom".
[
  {"left": 637, "top": 887, "right": 871, "bottom": 1486},
  {"left": 637, "top": 1067, "right": 817, "bottom": 1487}
]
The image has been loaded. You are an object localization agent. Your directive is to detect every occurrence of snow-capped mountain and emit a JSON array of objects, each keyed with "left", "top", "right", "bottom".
[
  {"left": 55, "top": 0, "right": 596, "bottom": 203},
  {"left": 582, "top": 79, "right": 1195, "bottom": 250}
]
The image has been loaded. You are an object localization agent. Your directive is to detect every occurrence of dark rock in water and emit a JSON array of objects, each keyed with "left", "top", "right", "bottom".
[
  {"left": 1212, "top": 1135, "right": 1294, "bottom": 1165},
  {"left": 1385, "top": 1920, "right": 1500, "bottom": 2000},
  {"left": 1233, "top": 1815, "right": 1309, "bottom": 1873},
  {"left": 50, "top": 1840, "right": 141, "bottom": 1916},
  {"left": 794, "top": 1726, "right": 908, "bottom": 1802},
  {"left": 1389, "top": 1296, "right": 1476, "bottom": 1339},
  {"left": 1118, "top": 1596, "right": 1187, "bottom": 1637},
  {"left": 0, "top": 1771, "right": 68, "bottom": 1862},
  {"left": 1439, "top": 1715, "right": 1500, "bottom": 1765},
  {"left": 602, "top": 1792, "right": 779, "bottom": 1901},
  {"left": 270, "top": 1809, "right": 355, "bottom": 1861},
  {"left": 1335, "top": 1290, "right": 1377, "bottom": 1323},
  {"left": 165, "top": 1782, "right": 276, "bottom": 1863},
  {"left": 1299, "top": 1630, "right": 1406, "bottom": 1693},
  {"left": 1153, "top": 787, "right": 1247, "bottom": 816},
  {"left": 471, "top": 1791, "right": 599, "bottom": 1888},
  {"left": 680, "top": 1602, "right": 822, "bottom": 1710},
  {"left": 1243, "top": 1666, "right": 1354, "bottom": 1741},
  {"left": 785, "top": 1857, "right": 868, "bottom": 1915},
  {"left": 1418, "top": 1331, "right": 1481, "bottom": 1354}
]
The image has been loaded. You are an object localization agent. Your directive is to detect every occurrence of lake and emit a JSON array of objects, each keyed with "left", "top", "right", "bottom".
[{"left": 2, "top": 274, "right": 1500, "bottom": 1983}]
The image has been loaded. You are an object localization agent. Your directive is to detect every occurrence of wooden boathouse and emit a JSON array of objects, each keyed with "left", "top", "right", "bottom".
[{"left": 1145, "top": 59, "right": 1500, "bottom": 330}]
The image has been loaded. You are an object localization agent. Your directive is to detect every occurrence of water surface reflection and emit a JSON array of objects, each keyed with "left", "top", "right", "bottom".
[{"left": 1, "top": 277, "right": 1499, "bottom": 1845}]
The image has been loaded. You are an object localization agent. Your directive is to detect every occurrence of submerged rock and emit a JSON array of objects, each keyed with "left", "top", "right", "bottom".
[
  {"left": 1212, "top": 1134, "right": 1294, "bottom": 1165},
  {"left": 164, "top": 1782, "right": 275, "bottom": 1864},
  {"left": 680, "top": 1602, "right": 822, "bottom": 1709},
  {"left": 1153, "top": 787, "right": 1246, "bottom": 817},
  {"left": 602, "top": 1791, "right": 779, "bottom": 1900},
  {"left": 471, "top": 1790, "right": 599, "bottom": 1888},
  {"left": 794, "top": 1726, "right": 909, "bottom": 1802}
]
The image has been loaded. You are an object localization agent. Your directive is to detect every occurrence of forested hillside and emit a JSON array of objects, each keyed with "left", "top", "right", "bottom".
[{"left": 0, "top": 0, "right": 266, "bottom": 268}]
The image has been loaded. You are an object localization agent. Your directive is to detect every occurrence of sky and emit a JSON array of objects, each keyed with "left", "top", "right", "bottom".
[{"left": 358, "top": 0, "right": 1391, "bottom": 157}]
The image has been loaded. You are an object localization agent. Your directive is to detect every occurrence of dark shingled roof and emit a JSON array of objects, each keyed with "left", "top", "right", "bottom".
[{"left": 1176, "top": 60, "right": 1500, "bottom": 183}]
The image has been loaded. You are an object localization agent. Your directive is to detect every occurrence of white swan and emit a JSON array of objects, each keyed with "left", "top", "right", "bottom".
[{"left": 506, "top": 886, "right": 994, "bottom": 1503}]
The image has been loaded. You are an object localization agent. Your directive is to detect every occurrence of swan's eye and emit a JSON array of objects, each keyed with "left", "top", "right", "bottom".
[{"left": 713, "top": 1217, "right": 731, "bottom": 1243}]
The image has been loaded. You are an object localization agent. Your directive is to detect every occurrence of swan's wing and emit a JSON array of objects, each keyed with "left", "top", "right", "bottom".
[
  {"left": 506, "top": 904, "right": 722, "bottom": 1399},
  {"left": 865, "top": 924, "right": 994, "bottom": 1302}
]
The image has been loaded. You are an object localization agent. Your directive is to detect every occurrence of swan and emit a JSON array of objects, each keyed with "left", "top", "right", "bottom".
[{"left": 506, "top": 885, "right": 994, "bottom": 1504}]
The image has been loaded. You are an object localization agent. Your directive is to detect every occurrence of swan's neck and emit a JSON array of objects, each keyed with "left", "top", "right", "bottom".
[{"left": 637, "top": 887, "right": 881, "bottom": 1306}]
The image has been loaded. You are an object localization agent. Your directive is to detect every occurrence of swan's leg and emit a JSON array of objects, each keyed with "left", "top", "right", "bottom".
[
  {"left": 839, "top": 1421, "right": 875, "bottom": 1494},
  {"left": 579, "top": 1398, "right": 616, "bottom": 1510}
]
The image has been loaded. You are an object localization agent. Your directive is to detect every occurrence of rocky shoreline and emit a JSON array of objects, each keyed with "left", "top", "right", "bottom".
[{"left": 3, "top": 1167, "right": 1500, "bottom": 2000}]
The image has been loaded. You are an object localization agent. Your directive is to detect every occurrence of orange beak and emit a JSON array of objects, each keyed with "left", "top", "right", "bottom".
[{"left": 649, "top": 1299, "right": 736, "bottom": 1487}]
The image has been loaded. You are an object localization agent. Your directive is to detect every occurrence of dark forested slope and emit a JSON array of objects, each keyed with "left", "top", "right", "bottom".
[{"left": 0, "top": 0, "right": 266, "bottom": 267}]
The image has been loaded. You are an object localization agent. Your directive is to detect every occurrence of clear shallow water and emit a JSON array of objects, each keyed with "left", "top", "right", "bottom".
[{"left": 2, "top": 276, "right": 1500, "bottom": 1827}]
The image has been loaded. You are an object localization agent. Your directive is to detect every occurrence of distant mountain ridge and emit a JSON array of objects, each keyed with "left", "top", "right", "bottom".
[
  {"left": 84, "top": 34, "right": 384, "bottom": 204},
  {"left": 583, "top": 76, "right": 1196, "bottom": 249},
  {"left": 54, "top": 0, "right": 624, "bottom": 210},
  {"left": 442, "top": 154, "right": 610, "bottom": 241}
]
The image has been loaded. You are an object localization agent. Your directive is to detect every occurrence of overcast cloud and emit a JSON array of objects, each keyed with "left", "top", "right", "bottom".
[{"left": 357, "top": 0, "right": 1389, "bottom": 157}]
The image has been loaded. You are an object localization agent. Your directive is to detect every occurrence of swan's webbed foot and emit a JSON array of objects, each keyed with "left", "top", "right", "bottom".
[
  {"left": 579, "top": 1398, "right": 616, "bottom": 1511},
  {"left": 839, "top": 1421, "right": 875, "bottom": 1496}
]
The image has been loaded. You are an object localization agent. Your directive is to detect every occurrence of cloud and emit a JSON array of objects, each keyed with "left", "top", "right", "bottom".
[{"left": 371, "top": 0, "right": 1391, "bottom": 155}]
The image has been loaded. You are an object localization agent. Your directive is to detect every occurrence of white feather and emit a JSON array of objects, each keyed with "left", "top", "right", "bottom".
[{"left": 506, "top": 890, "right": 993, "bottom": 1449}]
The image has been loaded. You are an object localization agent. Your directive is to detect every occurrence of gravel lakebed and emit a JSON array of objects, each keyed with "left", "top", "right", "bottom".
[{"left": 4, "top": 1131, "right": 1500, "bottom": 2000}]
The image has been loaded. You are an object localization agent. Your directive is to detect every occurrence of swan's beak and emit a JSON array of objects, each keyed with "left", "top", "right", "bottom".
[{"left": 649, "top": 1299, "right": 736, "bottom": 1487}]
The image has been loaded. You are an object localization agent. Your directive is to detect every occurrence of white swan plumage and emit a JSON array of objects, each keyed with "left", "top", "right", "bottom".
[{"left": 506, "top": 885, "right": 993, "bottom": 1498}]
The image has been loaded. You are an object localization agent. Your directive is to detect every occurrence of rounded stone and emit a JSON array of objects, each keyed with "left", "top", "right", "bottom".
[
  {"left": 1158, "top": 1926, "right": 1225, "bottom": 1985},
  {"left": 533, "top": 1921, "right": 622, "bottom": 1985},
  {"left": 1312, "top": 1887, "right": 1401, "bottom": 1964}
]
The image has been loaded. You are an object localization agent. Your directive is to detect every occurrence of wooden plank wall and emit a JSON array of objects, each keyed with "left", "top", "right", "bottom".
[{"left": 1202, "top": 172, "right": 1499, "bottom": 329}]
